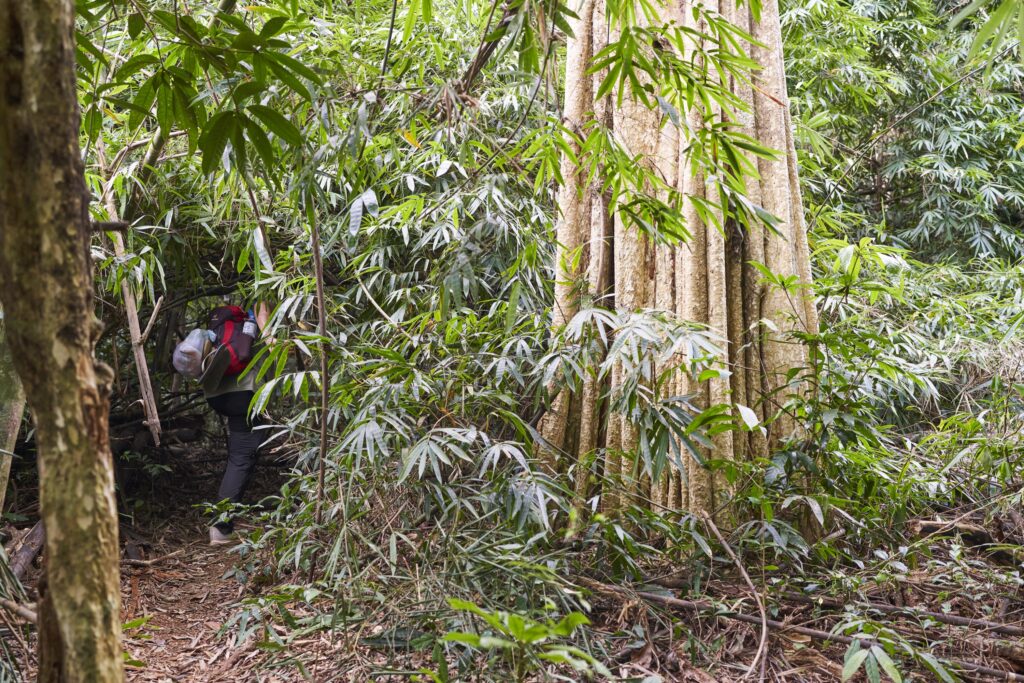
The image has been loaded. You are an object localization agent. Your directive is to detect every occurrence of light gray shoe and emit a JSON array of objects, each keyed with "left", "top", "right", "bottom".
[{"left": 209, "top": 526, "right": 234, "bottom": 546}]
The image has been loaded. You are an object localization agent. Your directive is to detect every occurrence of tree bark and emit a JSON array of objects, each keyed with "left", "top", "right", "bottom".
[
  {"left": 0, "top": 2, "right": 125, "bottom": 681},
  {"left": 0, "top": 319, "right": 25, "bottom": 514},
  {"left": 545, "top": 0, "right": 817, "bottom": 516}
]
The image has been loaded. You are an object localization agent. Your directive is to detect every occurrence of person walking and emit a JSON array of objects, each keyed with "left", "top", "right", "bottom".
[{"left": 201, "top": 301, "right": 271, "bottom": 545}]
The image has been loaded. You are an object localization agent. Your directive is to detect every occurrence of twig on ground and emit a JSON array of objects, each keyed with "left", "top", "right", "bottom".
[
  {"left": 123, "top": 548, "right": 185, "bottom": 567},
  {"left": 704, "top": 517, "right": 768, "bottom": 683},
  {"left": 210, "top": 639, "right": 254, "bottom": 677},
  {"left": 0, "top": 600, "right": 31, "bottom": 666}
]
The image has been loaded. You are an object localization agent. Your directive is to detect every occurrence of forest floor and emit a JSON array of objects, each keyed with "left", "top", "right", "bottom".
[
  {"left": 89, "top": 444, "right": 271, "bottom": 681},
  {"left": 121, "top": 522, "right": 258, "bottom": 681},
  {"left": 114, "top": 439, "right": 317, "bottom": 682},
  {"left": 8, "top": 432, "right": 1024, "bottom": 681},
  {"left": 112, "top": 436, "right": 428, "bottom": 682}
]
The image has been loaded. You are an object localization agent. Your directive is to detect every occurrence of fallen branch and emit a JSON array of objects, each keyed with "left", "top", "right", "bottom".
[
  {"left": 0, "top": 598, "right": 36, "bottom": 626},
  {"left": 10, "top": 521, "right": 44, "bottom": 580},
  {"left": 967, "top": 635, "right": 1024, "bottom": 667},
  {"left": 915, "top": 519, "right": 994, "bottom": 546},
  {"left": 780, "top": 591, "right": 1024, "bottom": 639},
  {"left": 90, "top": 220, "right": 129, "bottom": 232},
  {"left": 123, "top": 548, "right": 184, "bottom": 567},
  {"left": 0, "top": 598, "right": 36, "bottom": 624},
  {"left": 914, "top": 518, "right": 1022, "bottom": 563},
  {"left": 580, "top": 579, "right": 1024, "bottom": 682}
]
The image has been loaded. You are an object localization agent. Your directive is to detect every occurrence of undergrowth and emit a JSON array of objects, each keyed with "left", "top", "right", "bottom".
[{"left": 213, "top": 238, "right": 1024, "bottom": 682}]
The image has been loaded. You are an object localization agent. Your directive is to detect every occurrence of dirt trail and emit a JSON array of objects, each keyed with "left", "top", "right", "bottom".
[
  {"left": 113, "top": 439, "right": 294, "bottom": 682},
  {"left": 118, "top": 510, "right": 360, "bottom": 683},
  {"left": 123, "top": 536, "right": 253, "bottom": 682}
]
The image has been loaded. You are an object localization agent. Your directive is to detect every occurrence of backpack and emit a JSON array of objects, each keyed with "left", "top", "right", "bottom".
[{"left": 208, "top": 305, "right": 256, "bottom": 376}]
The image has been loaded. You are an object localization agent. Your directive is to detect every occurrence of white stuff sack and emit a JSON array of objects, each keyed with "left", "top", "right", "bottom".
[{"left": 172, "top": 328, "right": 207, "bottom": 379}]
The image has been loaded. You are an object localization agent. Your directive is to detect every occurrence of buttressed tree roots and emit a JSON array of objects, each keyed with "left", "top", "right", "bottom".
[{"left": 542, "top": 0, "right": 818, "bottom": 515}]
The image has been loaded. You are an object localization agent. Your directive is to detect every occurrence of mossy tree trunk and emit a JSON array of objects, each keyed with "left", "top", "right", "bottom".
[
  {"left": 0, "top": 321, "right": 25, "bottom": 514},
  {"left": 543, "top": 0, "right": 817, "bottom": 515},
  {"left": 0, "top": 2, "right": 124, "bottom": 681}
]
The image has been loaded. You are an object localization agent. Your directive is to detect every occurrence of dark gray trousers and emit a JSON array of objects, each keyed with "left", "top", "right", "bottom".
[{"left": 207, "top": 390, "right": 261, "bottom": 531}]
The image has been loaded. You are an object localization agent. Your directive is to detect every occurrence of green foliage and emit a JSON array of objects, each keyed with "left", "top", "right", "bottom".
[
  {"left": 68, "top": 0, "right": 1024, "bottom": 678},
  {"left": 950, "top": 0, "right": 1024, "bottom": 62},
  {"left": 432, "top": 599, "right": 610, "bottom": 682},
  {"left": 786, "top": 0, "right": 1024, "bottom": 259}
]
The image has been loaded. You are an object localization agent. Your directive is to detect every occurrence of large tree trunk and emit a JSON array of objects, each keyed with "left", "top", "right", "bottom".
[
  {"left": 0, "top": 320, "right": 25, "bottom": 514},
  {"left": 543, "top": 0, "right": 817, "bottom": 516},
  {"left": 0, "top": 2, "right": 125, "bottom": 681}
]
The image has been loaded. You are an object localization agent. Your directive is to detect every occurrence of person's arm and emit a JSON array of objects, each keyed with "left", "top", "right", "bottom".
[{"left": 255, "top": 301, "right": 273, "bottom": 341}]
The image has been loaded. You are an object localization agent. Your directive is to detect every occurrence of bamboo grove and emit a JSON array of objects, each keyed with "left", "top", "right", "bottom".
[{"left": 0, "top": 0, "right": 1024, "bottom": 679}]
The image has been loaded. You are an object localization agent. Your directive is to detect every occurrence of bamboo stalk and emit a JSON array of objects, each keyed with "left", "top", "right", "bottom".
[
  {"left": 310, "top": 199, "right": 329, "bottom": 529},
  {"left": 108, "top": 221, "right": 162, "bottom": 447},
  {"left": 96, "top": 141, "right": 162, "bottom": 447}
]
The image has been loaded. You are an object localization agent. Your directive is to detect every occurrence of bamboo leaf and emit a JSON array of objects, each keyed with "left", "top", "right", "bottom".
[
  {"left": 247, "top": 105, "right": 303, "bottom": 147},
  {"left": 842, "top": 644, "right": 868, "bottom": 681}
]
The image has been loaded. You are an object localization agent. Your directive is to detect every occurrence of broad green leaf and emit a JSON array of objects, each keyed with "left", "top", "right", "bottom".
[
  {"left": 870, "top": 647, "right": 902, "bottom": 683},
  {"left": 441, "top": 632, "right": 481, "bottom": 647},
  {"left": 864, "top": 653, "right": 880, "bottom": 683},
  {"left": 918, "top": 653, "right": 957, "bottom": 683},
  {"left": 127, "top": 13, "right": 145, "bottom": 39},
  {"left": 117, "top": 54, "right": 160, "bottom": 80},
  {"left": 198, "top": 111, "right": 235, "bottom": 174},
  {"left": 264, "top": 58, "right": 311, "bottom": 101},
  {"left": 232, "top": 120, "right": 248, "bottom": 174},
  {"left": 155, "top": 81, "right": 174, "bottom": 134},
  {"left": 247, "top": 105, "right": 303, "bottom": 147},
  {"left": 260, "top": 16, "right": 289, "bottom": 38},
  {"left": 842, "top": 646, "right": 869, "bottom": 681},
  {"left": 736, "top": 404, "right": 760, "bottom": 430}
]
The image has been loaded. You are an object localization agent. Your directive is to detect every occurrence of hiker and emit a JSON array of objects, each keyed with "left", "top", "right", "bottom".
[{"left": 202, "top": 302, "right": 272, "bottom": 545}]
